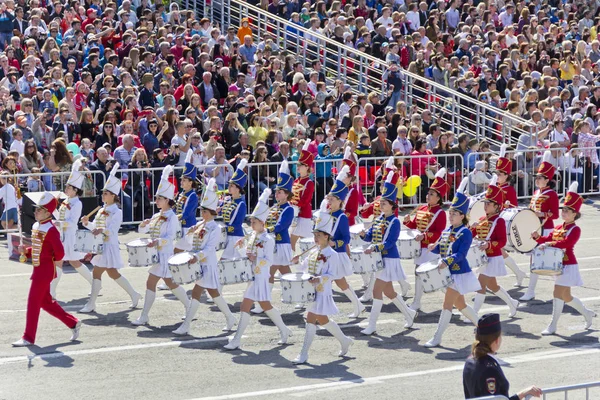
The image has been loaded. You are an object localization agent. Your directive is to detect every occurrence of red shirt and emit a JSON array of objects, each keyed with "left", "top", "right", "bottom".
[
  {"left": 344, "top": 183, "right": 366, "bottom": 226},
  {"left": 360, "top": 196, "right": 399, "bottom": 219},
  {"left": 470, "top": 213, "right": 506, "bottom": 257},
  {"left": 529, "top": 187, "right": 559, "bottom": 230},
  {"left": 499, "top": 183, "right": 518, "bottom": 208},
  {"left": 404, "top": 204, "right": 446, "bottom": 248},
  {"left": 26, "top": 219, "right": 64, "bottom": 282},
  {"left": 291, "top": 176, "right": 314, "bottom": 219},
  {"left": 536, "top": 222, "right": 580, "bottom": 265}
]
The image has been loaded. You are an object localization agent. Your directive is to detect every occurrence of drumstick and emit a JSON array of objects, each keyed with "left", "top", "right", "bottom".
[
  {"left": 186, "top": 220, "right": 206, "bottom": 235},
  {"left": 296, "top": 244, "right": 318, "bottom": 259},
  {"left": 17, "top": 205, "right": 25, "bottom": 263},
  {"left": 85, "top": 206, "right": 102, "bottom": 219}
]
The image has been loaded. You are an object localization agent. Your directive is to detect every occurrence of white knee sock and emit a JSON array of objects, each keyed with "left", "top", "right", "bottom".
[{"left": 75, "top": 265, "right": 93, "bottom": 285}]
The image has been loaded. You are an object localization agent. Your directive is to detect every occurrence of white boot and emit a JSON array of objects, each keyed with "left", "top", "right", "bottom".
[
  {"left": 224, "top": 312, "right": 251, "bottom": 350},
  {"left": 132, "top": 289, "right": 155, "bottom": 326},
  {"left": 410, "top": 278, "right": 423, "bottom": 311},
  {"left": 324, "top": 320, "right": 353, "bottom": 356},
  {"left": 75, "top": 265, "right": 93, "bottom": 285},
  {"left": 460, "top": 305, "right": 479, "bottom": 325},
  {"left": 473, "top": 292, "right": 486, "bottom": 314},
  {"left": 361, "top": 273, "right": 370, "bottom": 289},
  {"left": 171, "top": 285, "right": 190, "bottom": 310},
  {"left": 361, "top": 298, "right": 383, "bottom": 335},
  {"left": 398, "top": 280, "right": 411, "bottom": 297},
  {"left": 359, "top": 274, "right": 375, "bottom": 302},
  {"left": 423, "top": 309, "right": 452, "bottom": 348},
  {"left": 265, "top": 308, "right": 293, "bottom": 344},
  {"left": 79, "top": 279, "right": 101, "bottom": 313},
  {"left": 567, "top": 297, "right": 597, "bottom": 329},
  {"left": 157, "top": 283, "right": 169, "bottom": 291},
  {"left": 50, "top": 267, "right": 62, "bottom": 299},
  {"left": 213, "top": 296, "right": 237, "bottom": 331},
  {"left": 292, "top": 323, "right": 316, "bottom": 364},
  {"left": 343, "top": 287, "right": 365, "bottom": 318},
  {"left": 542, "top": 298, "right": 564, "bottom": 335},
  {"left": 206, "top": 284, "right": 223, "bottom": 303},
  {"left": 173, "top": 299, "right": 201, "bottom": 335},
  {"left": 505, "top": 256, "right": 526, "bottom": 287},
  {"left": 495, "top": 287, "right": 519, "bottom": 318},
  {"left": 115, "top": 276, "right": 142, "bottom": 308},
  {"left": 392, "top": 295, "right": 417, "bottom": 328},
  {"left": 251, "top": 284, "right": 273, "bottom": 313},
  {"left": 520, "top": 273, "right": 538, "bottom": 301}
]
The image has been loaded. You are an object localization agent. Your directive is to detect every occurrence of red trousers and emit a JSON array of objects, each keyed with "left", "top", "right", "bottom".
[{"left": 23, "top": 279, "right": 79, "bottom": 344}]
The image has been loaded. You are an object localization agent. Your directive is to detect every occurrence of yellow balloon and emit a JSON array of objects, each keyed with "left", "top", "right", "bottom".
[{"left": 403, "top": 175, "right": 422, "bottom": 197}]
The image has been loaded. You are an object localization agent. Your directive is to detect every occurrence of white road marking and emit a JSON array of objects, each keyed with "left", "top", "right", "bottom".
[{"left": 188, "top": 345, "right": 600, "bottom": 400}]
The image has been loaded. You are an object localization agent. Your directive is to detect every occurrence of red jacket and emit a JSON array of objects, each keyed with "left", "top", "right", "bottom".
[
  {"left": 471, "top": 213, "right": 506, "bottom": 257},
  {"left": 360, "top": 196, "right": 399, "bottom": 219},
  {"left": 536, "top": 222, "right": 580, "bottom": 265},
  {"left": 403, "top": 204, "right": 446, "bottom": 248},
  {"left": 529, "top": 187, "right": 559, "bottom": 231},
  {"left": 499, "top": 183, "right": 518, "bottom": 208},
  {"left": 25, "top": 219, "right": 64, "bottom": 282},
  {"left": 344, "top": 183, "right": 366, "bottom": 226},
  {"left": 291, "top": 177, "right": 314, "bottom": 219}
]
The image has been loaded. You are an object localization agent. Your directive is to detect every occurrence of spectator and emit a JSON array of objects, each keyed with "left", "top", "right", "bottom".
[
  {"left": 205, "top": 145, "right": 234, "bottom": 190},
  {"left": 370, "top": 127, "right": 393, "bottom": 158}
]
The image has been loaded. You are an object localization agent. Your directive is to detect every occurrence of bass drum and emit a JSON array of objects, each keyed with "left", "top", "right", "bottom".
[{"left": 500, "top": 208, "right": 541, "bottom": 253}]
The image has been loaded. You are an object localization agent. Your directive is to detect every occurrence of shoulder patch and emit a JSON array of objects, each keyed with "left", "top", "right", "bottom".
[{"left": 486, "top": 378, "right": 496, "bottom": 394}]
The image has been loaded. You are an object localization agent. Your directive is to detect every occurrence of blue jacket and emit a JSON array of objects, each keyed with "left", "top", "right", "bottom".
[
  {"left": 363, "top": 214, "right": 401, "bottom": 259},
  {"left": 331, "top": 209, "right": 350, "bottom": 253},
  {"left": 432, "top": 225, "right": 473, "bottom": 274},
  {"left": 315, "top": 143, "right": 342, "bottom": 178},
  {"left": 175, "top": 190, "right": 198, "bottom": 229},
  {"left": 266, "top": 202, "right": 294, "bottom": 244},
  {"left": 222, "top": 197, "right": 246, "bottom": 237}
]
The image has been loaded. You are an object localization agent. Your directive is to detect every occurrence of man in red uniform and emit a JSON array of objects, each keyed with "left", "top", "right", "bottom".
[{"left": 13, "top": 193, "right": 81, "bottom": 347}]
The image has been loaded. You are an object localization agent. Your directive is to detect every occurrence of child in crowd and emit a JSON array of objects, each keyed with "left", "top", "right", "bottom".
[
  {"left": 80, "top": 138, "right": 95, "bottom": 162},
  {"left": 27, "top": 168, "right": 44, "bottom": 192}
]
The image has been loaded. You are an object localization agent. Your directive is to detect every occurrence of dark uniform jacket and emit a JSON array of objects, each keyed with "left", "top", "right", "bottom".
[{"left": 463, "top": 354, "right": 519, "bottom": 400}]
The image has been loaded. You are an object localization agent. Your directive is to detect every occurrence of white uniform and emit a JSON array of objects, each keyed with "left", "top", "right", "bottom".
[
  {"left": 56, "top": 197, "right": 85, "bottom": 261},
  {"left": 244, "top": 231, "right": 275, "bottom": 301},
  {"left": 139, "top": 209, "right": 179, "bottom": 279},
  {"left": 192, "top": 220, "right": 221, "bottom": 289},
  {"left": 301, "top": 246, "right": 340, "bottom": 316},
  {"left": 84, "top": 203, "right": 123, "bottom": 269}
]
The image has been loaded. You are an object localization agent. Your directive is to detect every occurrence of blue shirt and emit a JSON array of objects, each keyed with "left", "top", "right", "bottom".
[
  {"left": 330, "top": 209, "right": 350, "bottom": 253},
  {"left": 432, "top": 225, "right": 473, "bottom": 274},
  {"left": 266, "top": 202, "right": 294, "bottom": 244},
  {"left": 363, "top": 214, "right": 400, "bottom": 259},
  {"left": 221, "top": 197, "right": 246, "bottom": 237},
  {"left": 239, "top": 43, "right": 257, "bottom": 63},
  {"left": 175, "top": 189, "right": 198, "bottom": 228}
]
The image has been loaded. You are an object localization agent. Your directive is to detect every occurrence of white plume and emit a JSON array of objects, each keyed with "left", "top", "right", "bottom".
[
  {"left": 569, "top": 181, "right": 579, "bottom": 193},
  {"left": 279, "top": 159, "right": 290, "bottom": 175},
  {"left": 108, "top": 161, "right": 120, "bottom": 178},
  {"left": 385, "top": 170, "right": 395, "bottom": 184},
  {"left": 542, "top": 151, "right": 551, "bottom": 163},
  {"left": 385, "top": 156, "right": 395, "bottom": 170},
  {"left": 337, "top": 165, "right": 350, "bottom": 182},
  {"left": 185, "top": 149, "right": 193, "bottom": 164},
  {"left": 161, "top": 165, "right": 174, "bottom": 181},
  {"left": 344, "top": 146, "right": 352, "bottom": 160},
  {"left": 490, "top": 173, "right": 498, "bottom": 187},
  {"left": 319, "top": 199, "right": 329, "bottom": 212},
  {"left": 237, "top": 158, "right": 248, "bottom": 171},
  {"left": 258, "top": 187, "right": 271, "bottom": 204},
  {"left": 71, "top": 158, "right": 82, "bottom": 173},
  {"left": 302, "top": 140, "right": 310, "bottom": 151},
  {"left": 457, "top": 177, "right": 469, "bottom": 194},
  {"left": 206, "top": 177, "right": 217, "bottom": 192},
  {"left": 499, "top": 143, "right": 507, "bottom": 158},
  {"left": 435, "top": 167, "right": 447, "bottom": 179}
]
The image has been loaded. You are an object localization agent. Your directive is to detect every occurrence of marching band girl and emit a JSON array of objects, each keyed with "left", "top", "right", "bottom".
[
  {"left": 173, "top": 178, "right": 237, "bottom": 335},
  {"left": 221, "top": 158, "right": 248, "bottom": 260},
  {"left": 174, "top": 150, "right": 199, "bottom": 253},
  {"left": 360, "top": 171, "right": 417, "bottom": 335},
  {"left": 79, "top": 163, "right": 141, "bottom": 313},
  {"left": 224, "top": 189, "right": 292, "bottom": 350},
  {"left": 326, "top": 165, "right": 364, "bottom": 318},
  {"left": 132, "top": 166, "right": 191, "bottom": 326},
  {"left": 469, "top": 175, "right": 519, "bottom": 318},
  {"left": 50, "top": 159, "right": 93, "bottom": 299},
  {"left": 251, "top": 160, "right": 295, "bottom": 314},
  {"left": 403, "top": 167, "right": 447, "bottom": 311},
  {"left": 532, "top": 182, "right": 596, "bottom": 335},
  {"left": 424, "top": 179, "right": 480, "bottom": 347},
  {"left": 340, "top": 147, "right": 365, "bottom": 227},
  {"left": 495, "top": 145, "right": 528, "bottom": 287},
  {"left": 290, "top": 141, "right": 315, "bottom": 251},
  {"left": 521, "top": 151, "right": 559, "bottom": 301},
  {"left": 291, "top": 202, "right": 353, "bottom": 364}
]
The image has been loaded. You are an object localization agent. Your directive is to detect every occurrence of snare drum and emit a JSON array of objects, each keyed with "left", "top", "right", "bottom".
[
  {"left": 468, "top": 194, "right": 486, "bottom": 223},
  {"left": 216, "top": 223, "right": 227, "bottom": 251},
  {"left": 397, "top": 229, "right": 422, "bottom": 259},
  {"left": 531, "top": 246, "right": 564, "bottom": 276},
  {"left": 500, "top": 208, "right": 541, "bottom": 253},
  {"left": 74, "top": 230, "right": 104, "bottom": 254},
  {"left": 218, "top": 258, "right": 254, "bottom": 285},
  {"left": 168, "top": 252, "right": 202, "bottom": 285},
  {"left": 466, "top": 243, "right": 488, "bottom": 270},
  {"left": 349, "top": 223, "right": 367, "bottom": 248},
  {"left": 280, "top": 272, "right": 316, "bottom": 304},
  {"left": 350, "top": 248, "right": 384, "bottom": 274},
  {"left": 416, "top": 261, "right": 453, "bottom": 293},
  {"left": 298, "top": 237, "right": 315, "bottom": 253},
  {"left": 126, "top": 238, "right": 159, "bottom": 267}
]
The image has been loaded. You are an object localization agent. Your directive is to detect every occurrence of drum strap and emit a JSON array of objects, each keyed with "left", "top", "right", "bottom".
[
  {"left": 485, "top": 218, "right": 499, "bottom": 241},
  {"left": 228, "top": 200, "right": 241, "bottom": 227},
  {"left": 423, "top": 209, "right": 442, "bottom": 233}
]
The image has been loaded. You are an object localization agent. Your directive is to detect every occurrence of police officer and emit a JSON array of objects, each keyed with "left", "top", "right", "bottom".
[{"left": 463, "top": 313, "right": 543, "bottom": 399}]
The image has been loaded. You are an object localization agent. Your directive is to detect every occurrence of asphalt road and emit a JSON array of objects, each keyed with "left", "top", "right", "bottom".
[{"left": 1, "top": 205, "right": 600, "bottom": 400}]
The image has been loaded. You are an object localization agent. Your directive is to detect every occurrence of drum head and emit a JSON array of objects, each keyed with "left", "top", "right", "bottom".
[
  {"left": 399, "top": 229, "right": 419, "bottom": 240},
  {"left": 128, "top": 238, "right": 152, "bottom": 247},
  {"left": 169, "top": 252, "right": 194, "bottom": 265},
  {"left": 416, "top": 260, "right": 439, "bottom": 273},
  {"left": 507, "top": 209, "right": 541, "bottom": 253},
  {"left": 349, "top": 223, "right": 365, "bottom": 235},
  {"left": 281, "top": 272, "right": 312, "bottom": 282},
  {"left": 468, "top": 199, "right": 486, "bottom": 222}
]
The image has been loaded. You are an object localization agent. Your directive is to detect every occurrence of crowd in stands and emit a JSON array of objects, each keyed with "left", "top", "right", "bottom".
[{"left": 0, "top": 0, "right": 599, "bottom": 225}]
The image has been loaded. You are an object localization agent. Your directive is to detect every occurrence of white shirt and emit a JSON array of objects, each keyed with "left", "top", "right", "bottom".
[
  {"left": 406, "top": 11, "right": 420, "bottom": 30},
  {"left": 376, "top": 16, "right": 393, "bottom": 28},
  {"left": 0, "top": 183, "right": 18, "bottom": 210},
  {"left": 10, "top": 139, "right": 24, "bottom": 156},
  {"left": 550, "top": 129, "right": 569, "bottom": 144},
  {"left": 171, "top": 135, "right": 188, "bottom": 166}
]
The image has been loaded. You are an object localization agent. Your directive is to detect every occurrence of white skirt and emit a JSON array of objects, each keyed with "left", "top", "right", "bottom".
[
  {"left": 273, "top": 243, "right": 293, "bottom": 265},
  {"left": 63, "top": 232, "right": 85, "bottom": 262},
  {"left": 554, "top": 264, "right": 583, "bottom": 287},
  {"left": 174, "top": 228, "right": 191, "bottom": 251},
  {"left": 376, "top": 258, "right": 407, "bottom": 283},
  {"left": 478, "top": 255, "right": 507, "bottom": 277},
  {"left": 222, "top": 235, "right": 244, "bottom": 259},
  {"left": 308, "top": 286, "right": 339, "bottom": 316},
  {"left": 91, "top": 242, "right": 124, "bottom": 269},
  {"left": 415, "top": 248, "right": 439, "bottom": 267},
  {"left": 148, "top": 251, "right": 173, "bottom": 279},
  {"left": 292, "top": 217, "right": 313, "bottom": 238},
  {"left": 333, "top": 252, "right": 354, "bottom": 279},
  {"left": 244, "top": 269, "right": 271, "bottom": 302},
  {"left": 197, "top": 263, "right": 220, "bottom": 289},
  {"left": 448, "top": 271, "right": 481, "bottom": 295}
]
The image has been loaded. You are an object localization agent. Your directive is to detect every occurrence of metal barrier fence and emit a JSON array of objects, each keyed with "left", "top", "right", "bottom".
[
  {"left": 195, "top": 0, "right": 537, "bottom": 150},
  {"left": 474, "top": 381, "right": 600, "bottom": 399}
]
